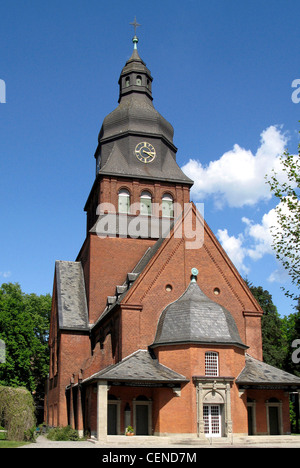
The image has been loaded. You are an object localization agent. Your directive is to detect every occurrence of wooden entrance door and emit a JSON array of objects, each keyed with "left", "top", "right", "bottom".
[
  {"left": 136, "top": 404, "right": 149, "bottom": 435},
  {"left": 107, "top": 403, "right": 117, "bottom": 435},
  {"left": 269, "top": 406, "right": 279, "bottom": 435}
]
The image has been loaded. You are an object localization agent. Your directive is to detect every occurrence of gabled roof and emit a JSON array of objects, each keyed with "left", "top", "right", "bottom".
[
  {"left": 236, "top": 354, "right": 300, "bottom": 387},
  {"left": 91, "top": 230, "right": 168, "bottom": 327},
  {"left": 55, "top": 260, "right": 89, "bottom": 331},
  {"left": 82, "top": 349, "right": 188, "bottom": 385},
  {"left": 152, "top": 281, "right": 247, "bottom": 349}
]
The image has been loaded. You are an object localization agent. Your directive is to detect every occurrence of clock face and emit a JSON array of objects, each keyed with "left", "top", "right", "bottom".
[{"left": 135, "top": 142, "right": 156, "bottom": 163}]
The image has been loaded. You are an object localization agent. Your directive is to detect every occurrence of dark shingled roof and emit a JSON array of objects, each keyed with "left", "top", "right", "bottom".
[
  {"left": 236, "top": 354, "right": 300, "bottom": 386},
  {"left": 55, "top": 261, "right": 89, "bottom": 330},
  {"left": 152, "top": 281, "right": 247, "bottom": 349},
  {"left": 82, "top": 349, "right": 188, "bottom": 384}
]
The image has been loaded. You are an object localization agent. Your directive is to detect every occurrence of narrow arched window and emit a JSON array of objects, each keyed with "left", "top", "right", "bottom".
[
  {"left": 205, "top": 352, "right": 219, "bottom": 377},
  {"left": 140, "top": 191, "right": 152, "bottom": 215},
  {"left": 162, "top": 194, "right": 174, "bottom": 218},
  {"left": 125, "top": 76, "right": 130, "bottom": 87},
  {"left": 118, "top": 189, "right": 130, "bottom": 214},
  {"left": 136, "top": 75, "right": 142, "bottom": 86}
]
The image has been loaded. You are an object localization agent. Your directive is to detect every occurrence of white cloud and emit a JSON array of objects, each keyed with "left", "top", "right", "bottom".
[
  {"left": 182, "top": 125, "right": 288, "bottom": 208},
  {"left": 217, "top": 228, "right": 250, "bottom": 274},
  {"left": 217, "top": 202, "right": 292, "bottom": 283},
  {"left": 268, "top": 268, "right": 290, "bottom": 284},
  {"left": 0, "top": 271, "right": 11, "bottom": 279}
]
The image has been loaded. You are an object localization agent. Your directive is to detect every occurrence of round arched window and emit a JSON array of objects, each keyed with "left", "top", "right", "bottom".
[
  {"left": 140, "top": 191, "right": 152, "bottom": 215},
  {"left": 118, "top": 189, "right": 130, "bottom": 214},
  {"left": 162, "top": 194, "right": 174, "bottom": 217}
]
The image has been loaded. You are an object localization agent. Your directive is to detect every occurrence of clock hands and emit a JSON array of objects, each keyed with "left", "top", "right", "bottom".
[{"left": 135, "top": 141, "right": 156, "bottom": 163}]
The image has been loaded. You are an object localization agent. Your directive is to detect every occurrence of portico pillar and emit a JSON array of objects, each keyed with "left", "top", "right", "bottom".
[
  {"left": 225, "top": 382, "right": 233, "bottom": 435},
  {"left": 69, "top": 375, "right": 75, "bottom": 429},
  {"left": 197, "top": 383, "right": 205, "bottom": 438},
  {"left": 77, "top": 382, "right": 84, "bottom": 438},
  {"left": 97, "top": 381, "right": 108, "bottom": 441}
]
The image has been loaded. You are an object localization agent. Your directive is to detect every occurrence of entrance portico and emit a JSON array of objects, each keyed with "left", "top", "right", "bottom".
[
  {"left": 194, "top": 377, "right": 234, "bottom": 438},
  {"left": 81, "top": 350, "right": 188, "bottom": 440}
]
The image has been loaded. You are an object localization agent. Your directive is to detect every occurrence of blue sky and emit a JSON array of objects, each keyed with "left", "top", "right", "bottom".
[{"left": 0, "top": 0, "right": 299, "bottom": 317}]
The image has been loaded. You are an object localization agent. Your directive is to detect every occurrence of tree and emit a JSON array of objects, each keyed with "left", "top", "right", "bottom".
[
  {"left": 246, "top": 281, "right": 288, "bottom": 369},
  {"left": 0, "top": 283, "right": 51, "bottom": 402},
  {"left": 281, "top": 298, "right": 300, "bottom": 377},
  {"left": 266, "top": 140, "right": 300, "bottom": 301}
]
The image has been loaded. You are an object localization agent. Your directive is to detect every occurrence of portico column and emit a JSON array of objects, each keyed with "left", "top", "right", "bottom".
[
  {"left": 69, "top": 375, "right": 75, "bottom": 429},
  {"left": 225, "top": 382, "right": 232, "bottom": 436},
  {"left": 97, "top": 381, "right": 108, "bottom": 441},
  {"left": 197, "top": 383, "right": 205, "bottom": 438},
  {"left": 77, "top": 382, "right": 84, "bottom": 438}
]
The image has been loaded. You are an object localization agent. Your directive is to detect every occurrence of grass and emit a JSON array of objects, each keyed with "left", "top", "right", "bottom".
[{"left": 0, "top": 440, "right": 30, "bottom": 448}]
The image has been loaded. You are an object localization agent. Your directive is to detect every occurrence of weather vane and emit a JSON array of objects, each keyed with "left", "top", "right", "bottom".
[{"left": 130, "top": 16, "right": 141, "bottom": 36}]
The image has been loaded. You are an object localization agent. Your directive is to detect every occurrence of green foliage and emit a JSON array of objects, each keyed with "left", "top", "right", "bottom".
[
  {"left": 247, "top": 280, "right": 300, "bottom": 379},
  {"left": 0, "top": 385, "right": 36, "bottom": 441},
  {"left": 289, "top": 399, "right": 298, "bottom": 433},
  {"left": 125, "top": 425, "right": 134, "bottom": 433},
  {"left": 265, "top": 137, "right": 300, "bottom": 301},
  {"left": 0, "top": 283, "right": 51, "bottom": 396},
  {"left": 47, "top": 425, "right": 80, "bottom": 441},
  {"left": 246, "top": 282, "right": 288, "bottom": 368},
  {"left": 281, "top": 299, "right": 300, "bottom": 377}
]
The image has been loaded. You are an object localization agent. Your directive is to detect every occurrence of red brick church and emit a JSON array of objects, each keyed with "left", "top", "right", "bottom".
[{"left": 45, "top": 29, "right": 300, "bottom": 440}]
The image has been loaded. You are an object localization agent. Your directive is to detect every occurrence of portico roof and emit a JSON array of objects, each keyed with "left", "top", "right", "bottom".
[
  {"left": 81, "top": 350, "right": 188, "bottom": 386},
  {"left": 236, "top": 354, "right": 300, "bottom": 388}
]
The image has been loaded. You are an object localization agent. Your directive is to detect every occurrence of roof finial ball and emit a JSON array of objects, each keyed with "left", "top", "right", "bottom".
[
  {"left": 130, "top": 16, "right": 141, "bottom": 50},
  {"left": 191, "top": 268, "right": 199, "bottom": 283}
]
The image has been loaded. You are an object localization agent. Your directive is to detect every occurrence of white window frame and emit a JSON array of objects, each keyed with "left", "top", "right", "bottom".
[
  {"left": 205, "top": 352, "right": 219, "bottom": 377},
  {"left": 203, "top": 404, "right": 221, "bottom": 437},
  {"left": 140, "top": 191, "right": 152, "bottom": 216},
  {"left": 118, "top": 189, "right": 130, "bottom": 214},
  {"left": 162, "top": 194, "right": 174, "bottom": 218}
]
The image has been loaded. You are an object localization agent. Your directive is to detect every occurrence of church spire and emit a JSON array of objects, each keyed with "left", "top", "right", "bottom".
[
  {"left": 130, "top": 16, "right": 141, "bottom": 50},
  {"left": 118, "top": 18, "right": 153, "bottom": 103}
]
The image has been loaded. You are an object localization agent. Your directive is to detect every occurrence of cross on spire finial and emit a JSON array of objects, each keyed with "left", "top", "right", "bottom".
[{"left": 130, "top": 16, "right": 141, "bottom": 36}]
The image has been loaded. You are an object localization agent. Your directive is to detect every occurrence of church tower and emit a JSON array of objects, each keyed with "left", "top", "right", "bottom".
[
  {"left": 46, "top": 23, "right": 300, "bottom": 439},
  {"left": 84, "top": 31, "right": 192, "bottom": 233}
]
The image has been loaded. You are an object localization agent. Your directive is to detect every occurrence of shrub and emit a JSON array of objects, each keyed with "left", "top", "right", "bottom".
[
  {"left": 47, "top": 425, "right": 79, "bottom": 441},
  {"left": 0, "top": 385, "right": 36, "bottom": 441}
]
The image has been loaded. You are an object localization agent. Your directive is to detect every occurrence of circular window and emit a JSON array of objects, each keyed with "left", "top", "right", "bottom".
[
  {"left": 165, "top": 284, "right": 173, "bottom": 292},
  {"left": 214, "top": 287, "right": 220, "bottom": 296}
]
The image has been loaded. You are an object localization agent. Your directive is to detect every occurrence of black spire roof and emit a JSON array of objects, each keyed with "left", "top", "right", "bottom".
[{"left": 94, "top": 35, "right": 193, "bottom": 186}]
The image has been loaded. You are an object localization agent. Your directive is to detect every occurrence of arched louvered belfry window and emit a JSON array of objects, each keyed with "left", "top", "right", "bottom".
[
  {"left": 140, "top": 191, "right": 152, "bottom": 215},
  {"left": 162, "top": 193, "right": 174, "bottom": 218},
  {"left": 118, "top": 189, "right": 130, "bottom": 214}
]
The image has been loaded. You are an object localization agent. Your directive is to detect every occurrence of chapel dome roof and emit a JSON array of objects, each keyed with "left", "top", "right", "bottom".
[{"left": 152, "top": 278, "right": 247, "bottom": 349}]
